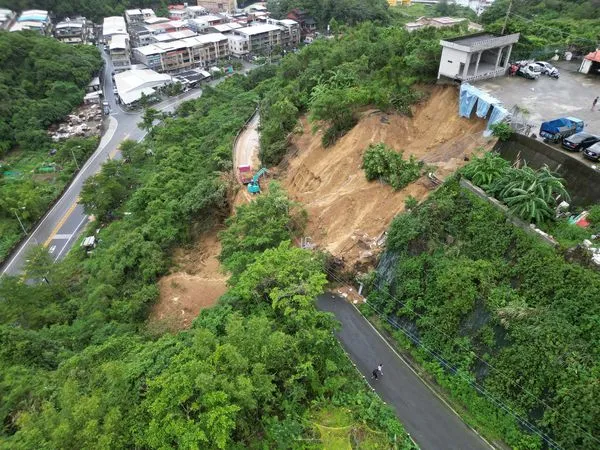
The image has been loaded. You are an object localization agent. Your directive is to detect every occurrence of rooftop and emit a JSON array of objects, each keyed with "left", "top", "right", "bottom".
[
  {"left": 135, "top": 33, "right": 228, "bottom": 55},
  {"left": 441, "top": 32, "right": 520, "bottom": 51},
  {"left": 110, "top": 34, "right": 129, "bottom": 50},
  {"left": 125, "top": 9, "right": 143, "bottom": 16},
  {"left": 103, "top": 16, "right": 127, "bottom": 36},
  {"left": 153, "top": 29, "right": 197, "bottom": 42},
  {"left": 114, "top": 68, "right": 173, "bottom": 105},
  {"left": 211, "top": 23, "right": 242, "bottom": 32},
  {"left": 236, "top": 23, "right": 281, "bottom": 36}
]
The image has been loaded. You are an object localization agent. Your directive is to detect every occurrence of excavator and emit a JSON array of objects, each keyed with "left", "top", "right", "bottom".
[{"left": 247, "top": 168, "right": 267, "bottom": 194}]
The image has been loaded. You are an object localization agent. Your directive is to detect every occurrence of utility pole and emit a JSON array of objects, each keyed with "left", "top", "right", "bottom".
[
  {"left": 501, "top": 0, "right": 513, "bottom": 35},
  {"left": 13, "top": 208, "right": 27, "bottom": 235},
  {"left": 70, "top": 147, "right": 81, "bottom": 170}
]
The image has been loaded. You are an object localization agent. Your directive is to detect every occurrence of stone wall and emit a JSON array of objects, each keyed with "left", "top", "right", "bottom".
[{"left": 494, "top": 133, "right": 600, "bottom": 206}]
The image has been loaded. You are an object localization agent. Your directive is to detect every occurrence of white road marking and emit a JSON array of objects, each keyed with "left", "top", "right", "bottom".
[
  {"left": 48, "top": 245, "right": 56, "bottom": 254},
  {"left": 52, "top": 234, "right": 73, "bottom": 240},
  {"left": 54, "top": 215, "right": 88, "bottom": 261}
]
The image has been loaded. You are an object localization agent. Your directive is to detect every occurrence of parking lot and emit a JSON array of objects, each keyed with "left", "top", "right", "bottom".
[{"left": 475, "top": 61, "right": 600, "bottom": 167}]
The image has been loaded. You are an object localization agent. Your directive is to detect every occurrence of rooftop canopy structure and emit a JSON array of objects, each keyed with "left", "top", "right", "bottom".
[{"left": 113, "top": 69, "right": 173, "bottom": 106}]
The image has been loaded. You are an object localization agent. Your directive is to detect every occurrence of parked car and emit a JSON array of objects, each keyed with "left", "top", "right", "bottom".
[
  {"left": 562, "top": 132, "right": 600, "bottom": 151},
  {"left": 510, "top": 62, "right": 540, "bottom": 79},
  {"left": 533, "top": 61, "right": 560, "bottom": 78},
  {"left": 583, "top": 142, "right": 600, "bottom": 161}
]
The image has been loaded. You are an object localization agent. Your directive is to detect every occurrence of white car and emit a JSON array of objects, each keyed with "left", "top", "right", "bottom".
[{"left": 533, "top": 61, "right": 559, "bottom": 77}]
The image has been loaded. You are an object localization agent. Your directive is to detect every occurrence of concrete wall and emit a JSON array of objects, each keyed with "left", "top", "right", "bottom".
[
  {"left": 439, "top": 47, "right": 468, "bottom": 78},
  {"left": 494, "top": 133, "right": 600, "bottom": 206}
]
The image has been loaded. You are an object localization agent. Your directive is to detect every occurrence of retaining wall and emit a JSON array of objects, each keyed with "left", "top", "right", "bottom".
[{"left": 494, "top": 133, "right": 600, "bottom": 206}]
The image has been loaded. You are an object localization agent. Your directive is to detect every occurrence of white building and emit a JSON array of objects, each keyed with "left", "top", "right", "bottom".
[
  {"left": 103, "top": 16, "right": 127, "bottom": 43},
  {"left": 133, "top": 33, "right": 230, "bottom": 72},
  {"left": 0, "top": 8, "right": 16, "bottom": 30},
  {"left": 113, "top": 68, "right": 173, "bottom": 106},
  {"left": 10, "top": 9, "right": 51, "bottom": 34},
  {"left": 186, "top": 14, "right": 226, "bottom": 32},
  {"left": 228, "top": 23, "right": 284, "bottom": 56},
  {"left": 110, "top": 34, "right": 132, "bottom": 71},
  {"left": 453, "top": 0, "right": 495, "bottom": 16},
  {"left": 54, "top": 17, "right": 88, "bottom": 44},
  {"left": 437, "top": 32, "right": 520, "bottom": 82}
]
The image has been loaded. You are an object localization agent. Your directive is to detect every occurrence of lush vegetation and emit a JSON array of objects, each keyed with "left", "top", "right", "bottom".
[
  {"left": 462, "top": 152, "right": 569, "bottom": 223},
  {"left": 363, "top": 143, "right": 424, "bottom": 190},
  {"left": 0, "top": 137, "right": 98, "bottom": 262},
  {"left": 481, "top": 0, "right": 600, "bottom": 58},
  {"left": 0, "top": 32, "right": 101, "bottom": 155},
  {"left": 267, "top": 0, "right": 391, "bottom": 26},
  {"left": 367, "top": 178, "right": 600, "bottom": 449},
  {"left": 259, "top": 22, "right": 467, "bottom": 163},
  {"left": 0, "top": 69, "right": 412, "bottom": 447}
]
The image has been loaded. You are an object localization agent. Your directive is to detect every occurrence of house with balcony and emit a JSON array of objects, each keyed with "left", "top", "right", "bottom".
[
  {"left": 228, "top": 23, "right": 282, "bottom": 56},
  {"left": 286, "top": 9, "right": 316, "bottom": 36},
  {"left": 103, "top": 16, "right": 127, "bottom": 44},
  {"left": 437, "top": 32, "right": 520, "bottom": 82},
  {"left": 264, "top": 18, "right": 300, "bottom": 48},
  {"left": 133, "top": 33, "right": 229, "bottom": 72},
  {"left": 110, "top": 34, "right": 132, "bottom": 72},
  {"left": 54, "top": 17, "right": 88, "bottom": 44}
]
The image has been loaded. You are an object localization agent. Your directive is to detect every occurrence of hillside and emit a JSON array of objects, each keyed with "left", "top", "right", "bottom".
[{"left": 281, "top": 86, "right": 492, "bottom": 270}]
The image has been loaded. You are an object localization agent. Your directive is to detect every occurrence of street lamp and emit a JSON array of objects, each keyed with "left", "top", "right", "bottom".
[{"left": 13, "top": 207, "right": 27, "bottom": 235}]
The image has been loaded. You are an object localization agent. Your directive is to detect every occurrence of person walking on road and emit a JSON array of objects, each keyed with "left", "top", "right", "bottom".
[
  {"left": 371, "top": 363, "right": 383, "bottom": 380},
  {"left": 592, "top": 96, "right": 599, "bottom": 111}
]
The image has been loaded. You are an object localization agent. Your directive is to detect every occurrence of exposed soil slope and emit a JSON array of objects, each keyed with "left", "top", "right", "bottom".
[
  {"left": 149, "top": 229, "right": 228, "bottom": 330},
  {"left": 281, "top": 86, "right": 493, "bottom": 270}
]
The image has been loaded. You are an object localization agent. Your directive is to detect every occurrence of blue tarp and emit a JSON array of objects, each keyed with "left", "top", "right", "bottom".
[
  {"left": 459, "top": 84, "right": 478, "bottom": 118},
  {"left": 459, "top": 83, "right": 508, "bottom": 135},
  {"left": 485, "top": 105, "right": 509, "bottom": 136}
]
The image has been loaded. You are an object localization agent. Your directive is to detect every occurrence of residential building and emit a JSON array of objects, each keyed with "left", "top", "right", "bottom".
[
  {"left": 0, "top": 8, "right": 16, "bottom": 30},
  {"left": 187, "top": 6, "right": 210, "bottom": 18},
  {"left": 129, "top": 21, "right": 192, "bottom": 48},
  {"left": 228, "top": 23, "right": 283, "bottom": 56},
  {"left": 125, "top": 9, "right": 144, "bottom": 25},
  {"left": 437, "top": 32, "right": 520, "bottom": 82},
  {"left": 286, "top": 9, "right": 316, "bottom": 36},
  {"left": 168, "top": 4, "right": 188, "bottom": 21},
  {"left": 152, "top": 29, "right": 198, "bottom": 44},
  {"left": 54, "top": 17, "right": 88, "bottom": 44},
  {"left": 579, "top": 50, "right": 600, "bottom": 76},
  {"left": 264, "top": 18, "right": 300, "bottom": 47},
  {"left": 103, "top": 16, "right": 127, "bottom": 43},
  {"left": 205, "top": 22, "right": 243, "bottom": 34},
  {"left": 110, "top": 34, "right": 132, "bottom": 71},
  {"left": 113, "top": 68, "right": 173, "bottom": 106},
  {"left": 187, "top": 14, "right": 227, "bottom": 33},
  {"left": 196, "top": 0, "right": 238, "bottom": 14},
  {"left": 10, "top": 9, "right": 51, "bottom": 34},
  {"left": 133, "top": 33, "right": 229, "bottom": 72}
]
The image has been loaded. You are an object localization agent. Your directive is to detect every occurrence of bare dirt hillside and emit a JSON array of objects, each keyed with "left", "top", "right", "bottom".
[
  {"left": 149, "top": 229, "right": 228, "bottom": 331},
  {"left": 281, "top": 86, "right": 493, "bottom": 271}
]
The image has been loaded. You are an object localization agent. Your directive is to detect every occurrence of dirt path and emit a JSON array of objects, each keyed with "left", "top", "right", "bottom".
[{"left": 233, "top": 112, "right": 261, "bottom": 205}]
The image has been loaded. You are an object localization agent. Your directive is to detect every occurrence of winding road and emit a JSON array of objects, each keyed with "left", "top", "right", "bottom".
[
  {"left": 1, "top": 52, "right": 252, "bottom": 276},
  {"left": 317, "top": 293, "right": 492, "bottom": 450}
]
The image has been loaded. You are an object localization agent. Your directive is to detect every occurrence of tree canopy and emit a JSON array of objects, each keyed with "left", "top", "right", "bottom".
[{"left": 0, "top": 32, "right": 101, "bottom": 155}]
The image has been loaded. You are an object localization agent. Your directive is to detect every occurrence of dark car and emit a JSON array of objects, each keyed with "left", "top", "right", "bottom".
[
  {"left": 583, "top": 142, "right": 600, "bottom": 161},
  {"left": 562, "top": 132, "right": 600, "bottom": 152}
]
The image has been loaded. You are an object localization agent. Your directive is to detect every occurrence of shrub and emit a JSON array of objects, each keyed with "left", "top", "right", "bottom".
[
  {"left": 362, "top": 143, "right": 424, "bottom": 190},
  {"left": 490, "top": 122, "right": 513, "bottom": 141}
]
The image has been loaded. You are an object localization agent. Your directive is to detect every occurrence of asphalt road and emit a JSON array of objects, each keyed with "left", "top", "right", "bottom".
[
  {"left": 316, "top": 293, "right": 492, "bottom": 450},
  {"left": 1, "top": 52, "right": 247, "bottom": 276}
]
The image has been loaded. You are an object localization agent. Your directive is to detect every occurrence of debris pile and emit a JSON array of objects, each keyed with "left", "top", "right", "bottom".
[{"left": 48, "top": 103, "right": 103, "bottom": 141}]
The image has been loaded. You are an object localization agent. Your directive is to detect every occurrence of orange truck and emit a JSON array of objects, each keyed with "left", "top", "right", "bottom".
[{"left": 238, "top": 165, "right": 252, "bottom": 184}]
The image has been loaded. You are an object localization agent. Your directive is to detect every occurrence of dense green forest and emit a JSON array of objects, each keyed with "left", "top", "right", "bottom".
[
  {"left": 0, "top": 32, "right": 101, "bottom": 155},
  {"left": 259, "top": 22, "right": 467, "bottom": 164},
  {"left": 267, "top": 0, "right": 391, "bottom": 26},
  {"left": 481, "top": 0, "right": 600, "bottom": 57},
  {"left": 0, "top": 70, "right": 412, "bottom": 447},
  {"left": 367, "top": 176, "right": 600, "bottom": 449}
]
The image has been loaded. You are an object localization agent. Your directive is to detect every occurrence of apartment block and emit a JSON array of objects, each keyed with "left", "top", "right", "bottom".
[
  {"left": 54, "top": 17, "right": 89, "bottom": 44},
  {"left": 196, "top": 0, "right": 238, "bottom": 13},
  {"left": 134, "top": 33, "right": 229, "bottom": 72}
]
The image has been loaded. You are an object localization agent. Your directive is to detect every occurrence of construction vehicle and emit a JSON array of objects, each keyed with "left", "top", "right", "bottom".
[
  {"left": 247, "top": 168, "right": 268, "bottom": 194},
  {"left": 238, "top": 164, "right": 252, "bottom": 184},
  {"left": 539, "top": 117, "right": 584, "bottom": 143}
]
